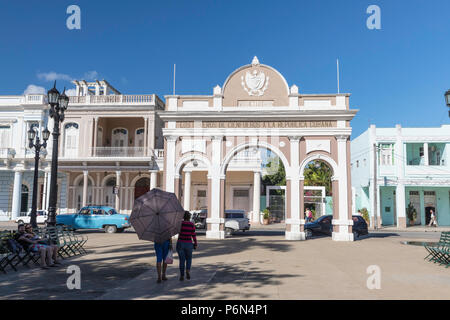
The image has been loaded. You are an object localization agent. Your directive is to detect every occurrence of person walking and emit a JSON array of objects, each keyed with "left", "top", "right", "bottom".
[
  {"left": 305, "top": 208, "right": 313, "bottom": 223},
  {"left": 176, "top": 211, "right": 197, "bottom": 281},
  {"left": 154, "top": 237, "right": 172, "bottom": 283},
  {"left": 428, "top": 209, "right": 438, "bottom": 227}
]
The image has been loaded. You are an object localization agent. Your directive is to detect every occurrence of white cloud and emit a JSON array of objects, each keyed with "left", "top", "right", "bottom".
[
  {"left": 65, "top": 88, "right": 77, "bottom": 96},
  {"left": 37, "top": 72, "right": 73, "bottom": 82},
  {"left": 84, "top": 70, "right": 99, "bottom": 80},
  {"left": 23, "top": 84, "right": 46, "bottom": 95}
]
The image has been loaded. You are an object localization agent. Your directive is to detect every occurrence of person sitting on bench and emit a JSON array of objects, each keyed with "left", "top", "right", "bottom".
[{"left": 15, "top": 224, "right": 60, "bottom": 269}]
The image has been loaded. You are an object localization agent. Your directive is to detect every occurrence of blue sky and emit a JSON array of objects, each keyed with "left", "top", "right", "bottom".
[{"left": 0, "top": 0, "right": 449, "bottom": 137}]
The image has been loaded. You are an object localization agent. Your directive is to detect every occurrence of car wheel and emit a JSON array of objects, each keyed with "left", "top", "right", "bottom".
[
  {"left": 225, "top": 227, "right": 233, "bottom": 236},
  {"left": 105, "top": 225, "right": 117, "bottom": 234},
  {"left": 305, "top": 229, "right": 313, "bottom": 239},
  {"left": 353, "top": 231, "right": 359, "bottom": 240}
]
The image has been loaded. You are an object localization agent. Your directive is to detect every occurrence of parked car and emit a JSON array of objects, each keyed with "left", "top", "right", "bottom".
[
  {"left": 15, "top": 210, "right": 48, "bottom": 225},
  {"left": 224, "top": 209, "right": 250, "bottom": 235},
  {"left": 56, "top": 206, "right": 131, "bottom": 233},
  {"left": 190, "top": 209, "right": 207, "bottom": 229},
  {"left": 304, "top": 214, "right": 369, "bottom": 239}
]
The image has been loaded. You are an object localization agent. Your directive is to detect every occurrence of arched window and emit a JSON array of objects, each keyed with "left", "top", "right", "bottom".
[
  {"left": 105, "top": 178, "right": 116, "bottom": 207},
  {"left": 75, "top": 177, "right": 93, "bottom": 210},
  {"left": 64, "top": 123, "right": 79, "bottom": 157},
  {"left": 135, "top": 128, "right": 145, "bottom": 148},
  {"left": 20, "top": 184, "right": 29, "bottom": 215},
  {"left": 112, "top": 128, "right": 128, "bottom": 148}
]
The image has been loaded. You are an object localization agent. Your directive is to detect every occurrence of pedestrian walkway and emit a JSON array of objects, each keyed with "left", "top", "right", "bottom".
[{"left": 1, "top": 230, "right": 450, "bottom": 300}]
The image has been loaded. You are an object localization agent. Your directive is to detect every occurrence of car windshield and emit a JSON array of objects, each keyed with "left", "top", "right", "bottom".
[{"left": 225, "top": 212, "right": 245, "bottom": 219}]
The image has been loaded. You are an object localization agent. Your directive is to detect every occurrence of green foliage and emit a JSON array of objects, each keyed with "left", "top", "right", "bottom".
[
  {"left": 304, "top": 161, "right": 332, "bottom": 195},
  {"left": 360, "top": 207, "right": 370, "bottom": 224},
  {"left": 263, "top": 208, "right": 271, "bottom": 220},
  {"left": 406, "top": 203, "right": 417, "bottom": 222},
  {"left": 262, "top": 158, "right": 286, "bottom": 186}
]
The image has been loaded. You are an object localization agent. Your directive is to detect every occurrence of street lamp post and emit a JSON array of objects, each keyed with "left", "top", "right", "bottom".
[
  {"left": 46, "top": 83, "right": 69, "bottom": 226},
  {"left": 28, "top": 127, "right": 50, "bottom": 228},
  {"left": 445, "top": 90, "right": 450, "bottom": 117}
]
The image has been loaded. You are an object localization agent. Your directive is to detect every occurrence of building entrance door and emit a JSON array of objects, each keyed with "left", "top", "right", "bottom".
[{"left": 424, "top": 191, "right": 436, "bottom": 225}]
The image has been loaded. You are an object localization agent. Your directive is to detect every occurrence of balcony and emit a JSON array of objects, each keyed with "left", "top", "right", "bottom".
[
  {"left": 91, "top": 147, "right": 164, "bottom": 158},
  {"left": 69, "top": 95, "right": 156, "bottom": 105},
  {"left": 0, "top": 148, "right": 15, "bottom": 159}
]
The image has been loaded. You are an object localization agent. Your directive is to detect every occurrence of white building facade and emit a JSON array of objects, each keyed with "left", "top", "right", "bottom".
[
  {"left": 0, "top": 94, "right": 67, "bottom": 221},
  {"left": 351, "top": 124, "right": 450, "bottom": 228}
]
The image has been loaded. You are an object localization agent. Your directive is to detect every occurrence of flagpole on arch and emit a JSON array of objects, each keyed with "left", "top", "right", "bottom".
[{"left": 337, "top": 59, "right": 340, "bottom": 94}]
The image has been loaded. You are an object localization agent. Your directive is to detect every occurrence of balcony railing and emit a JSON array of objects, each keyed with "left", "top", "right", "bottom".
[
  {"left": 69, "top": 95, "right": 154, "bottom": 105},
  {"left": 0, "top": 148, "right": 15, "bottom": 158},
  {"left": 91, "top": 147, "right": 164, "bottom": 158}
]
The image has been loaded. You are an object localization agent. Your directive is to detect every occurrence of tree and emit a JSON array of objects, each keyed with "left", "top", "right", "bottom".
[
  {"left": 262, "top": 157, "right": 285, "bottom": 187},
  {"left": 303, "top": 161, "right": 333, "bottom": 195}
]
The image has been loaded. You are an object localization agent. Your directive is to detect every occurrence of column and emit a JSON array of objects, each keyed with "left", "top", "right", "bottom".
[
  {"left": 332, "top": 135, "right": 353, "bottom": 241},
  {"left": 150, "top": 171, "right": 158, "bottom": 190},
  {"left": 45, "top": 170, "right": 52, "bottom": 211},
  {"left": 252, "top": 171, "right": 261, "bottom": 223},
  {"left": 82, "top": 170, "right": 88, "bottom": 207},
  {"left": 42, "top": 171, "right": 48, "bottom": 210},
  {"left": 115, "top": 171, "right": 121, "bottom": 210},
  {"left": 396, "top": 184, "right": 406, "bottom": 228},
  {"left": 423, "top": 142, "right": 429, "bottom": 166},
  {"left": 184, "top": 170, "right": 192, "bottom": 210},
  {"left": 286, "top": 136, "right": 304, "bottom": 240},
  {"left": 124, "top": 172, "right": 130, "bottom": 213},
  {"left": 92, "top": 117, "right": 98, "bottom": 156},
  {"left": 11, "top": 169, "right": 23, "bottom": 220},
  {"left": 144, "top": 117, "right": 149, "bottom": 156},
  {"left": 206, "top": 135, "right": 225, "bottom": 239},
  {"left": 165, "top": 136, "right": 178, "bottom": 192}
]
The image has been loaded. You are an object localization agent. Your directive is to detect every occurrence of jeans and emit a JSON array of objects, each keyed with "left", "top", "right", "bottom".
[
  {"left": 176, "top": 241, "right": 193, "bottom": 275},
  {"left": 154, "top": 240, "right": 170, "bottom": 263}
]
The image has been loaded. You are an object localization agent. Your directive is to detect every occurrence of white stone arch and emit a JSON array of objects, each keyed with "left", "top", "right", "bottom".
[
  {"left": 101, "top": 173, "right": 122, "bottom": 187},
  {"left": 220, "top": 141, "right": 290, "bottom": 177},
  {"left": 222, "top": 61, "right": 290, "bottom": 97},
  {"left": 130, "top": 173, "right": 150, "bottom": 188},
  {"left": 299, "top": 153, "right": 339, "bottom": 179},
  {"left": 175, "top": 153, "right": 212, "bottom": 178},
  {"left": 73, "top": 173, "right": 95, "bottom": 187}
]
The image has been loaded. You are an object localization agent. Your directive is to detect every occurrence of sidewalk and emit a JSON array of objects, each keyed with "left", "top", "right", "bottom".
[{"left": 375, "top": 225, "right": 450, "bottom": 232}]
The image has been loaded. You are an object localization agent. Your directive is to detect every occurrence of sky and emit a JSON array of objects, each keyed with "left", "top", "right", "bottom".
[{"left": 0, "top": 0, "right": 449, "bottom": 138}]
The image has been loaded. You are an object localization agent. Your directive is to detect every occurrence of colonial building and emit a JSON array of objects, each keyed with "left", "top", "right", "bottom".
[
  {"left": 59, "top": 80, "right": 165, "bottom": 214},
  {"left": 0, "top": 94, "right": 67, "bottom": 220},
  {"left": 160, "top": 57, "right": 357, "bottom": 241},
  {"left": 351, "top": 124, "right": 450, "bottom": 228}
]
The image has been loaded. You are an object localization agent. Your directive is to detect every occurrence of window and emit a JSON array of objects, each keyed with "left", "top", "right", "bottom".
[
  {"left": 406, "top": 143, "right": 424, "bottom": 165},
  {"left": 233, "top": 190, "right": 249, "bottom": 197},
  {"left": 379, "top": 144, "right": 394, "bottom": 166},
  {"left": 0, "top": 125, "right": 11, "bottom": 148},
  {"left": 356, "top": 160, "right": 359, "bottom": 168},
  {"left": 428, "top": 143, "right": 445, "bottom": 166},
  {"left": 64, "top": 123, "right": 79, "bottom": 157}
]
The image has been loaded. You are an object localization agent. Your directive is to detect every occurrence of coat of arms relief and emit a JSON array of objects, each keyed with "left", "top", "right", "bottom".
[{"left": 241, "top": 56, "right": 269, "bottom": 96}]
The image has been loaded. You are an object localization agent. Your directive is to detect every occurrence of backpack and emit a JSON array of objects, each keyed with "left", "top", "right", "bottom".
[{"left": 7, "top": 239, "right": 24, "bottom": 254}]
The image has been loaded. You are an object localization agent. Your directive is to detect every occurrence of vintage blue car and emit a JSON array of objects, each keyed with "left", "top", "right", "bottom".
[{"left": 56, "top": 206, "right": 131, "bottom": 233}]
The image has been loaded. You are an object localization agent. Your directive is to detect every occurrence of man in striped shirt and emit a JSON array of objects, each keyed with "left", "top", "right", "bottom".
[{"left": 176, "top": 211, "right": 198, "bottom": 281}]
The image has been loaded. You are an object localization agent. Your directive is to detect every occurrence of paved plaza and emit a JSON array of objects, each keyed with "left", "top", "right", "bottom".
[{"left": 0, "top": 223, "right": 449, "bottom": 300}]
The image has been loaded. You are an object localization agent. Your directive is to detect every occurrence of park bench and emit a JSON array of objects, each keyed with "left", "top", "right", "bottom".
[
  {"left": 424, "top": 231, "right": 450, "bottom": 268},
  {"left": 0, "top": 230, "right": 41, "bottom": 273},
  {"left": 44, "top": 226, "right": 88, "bottom": 258}
]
